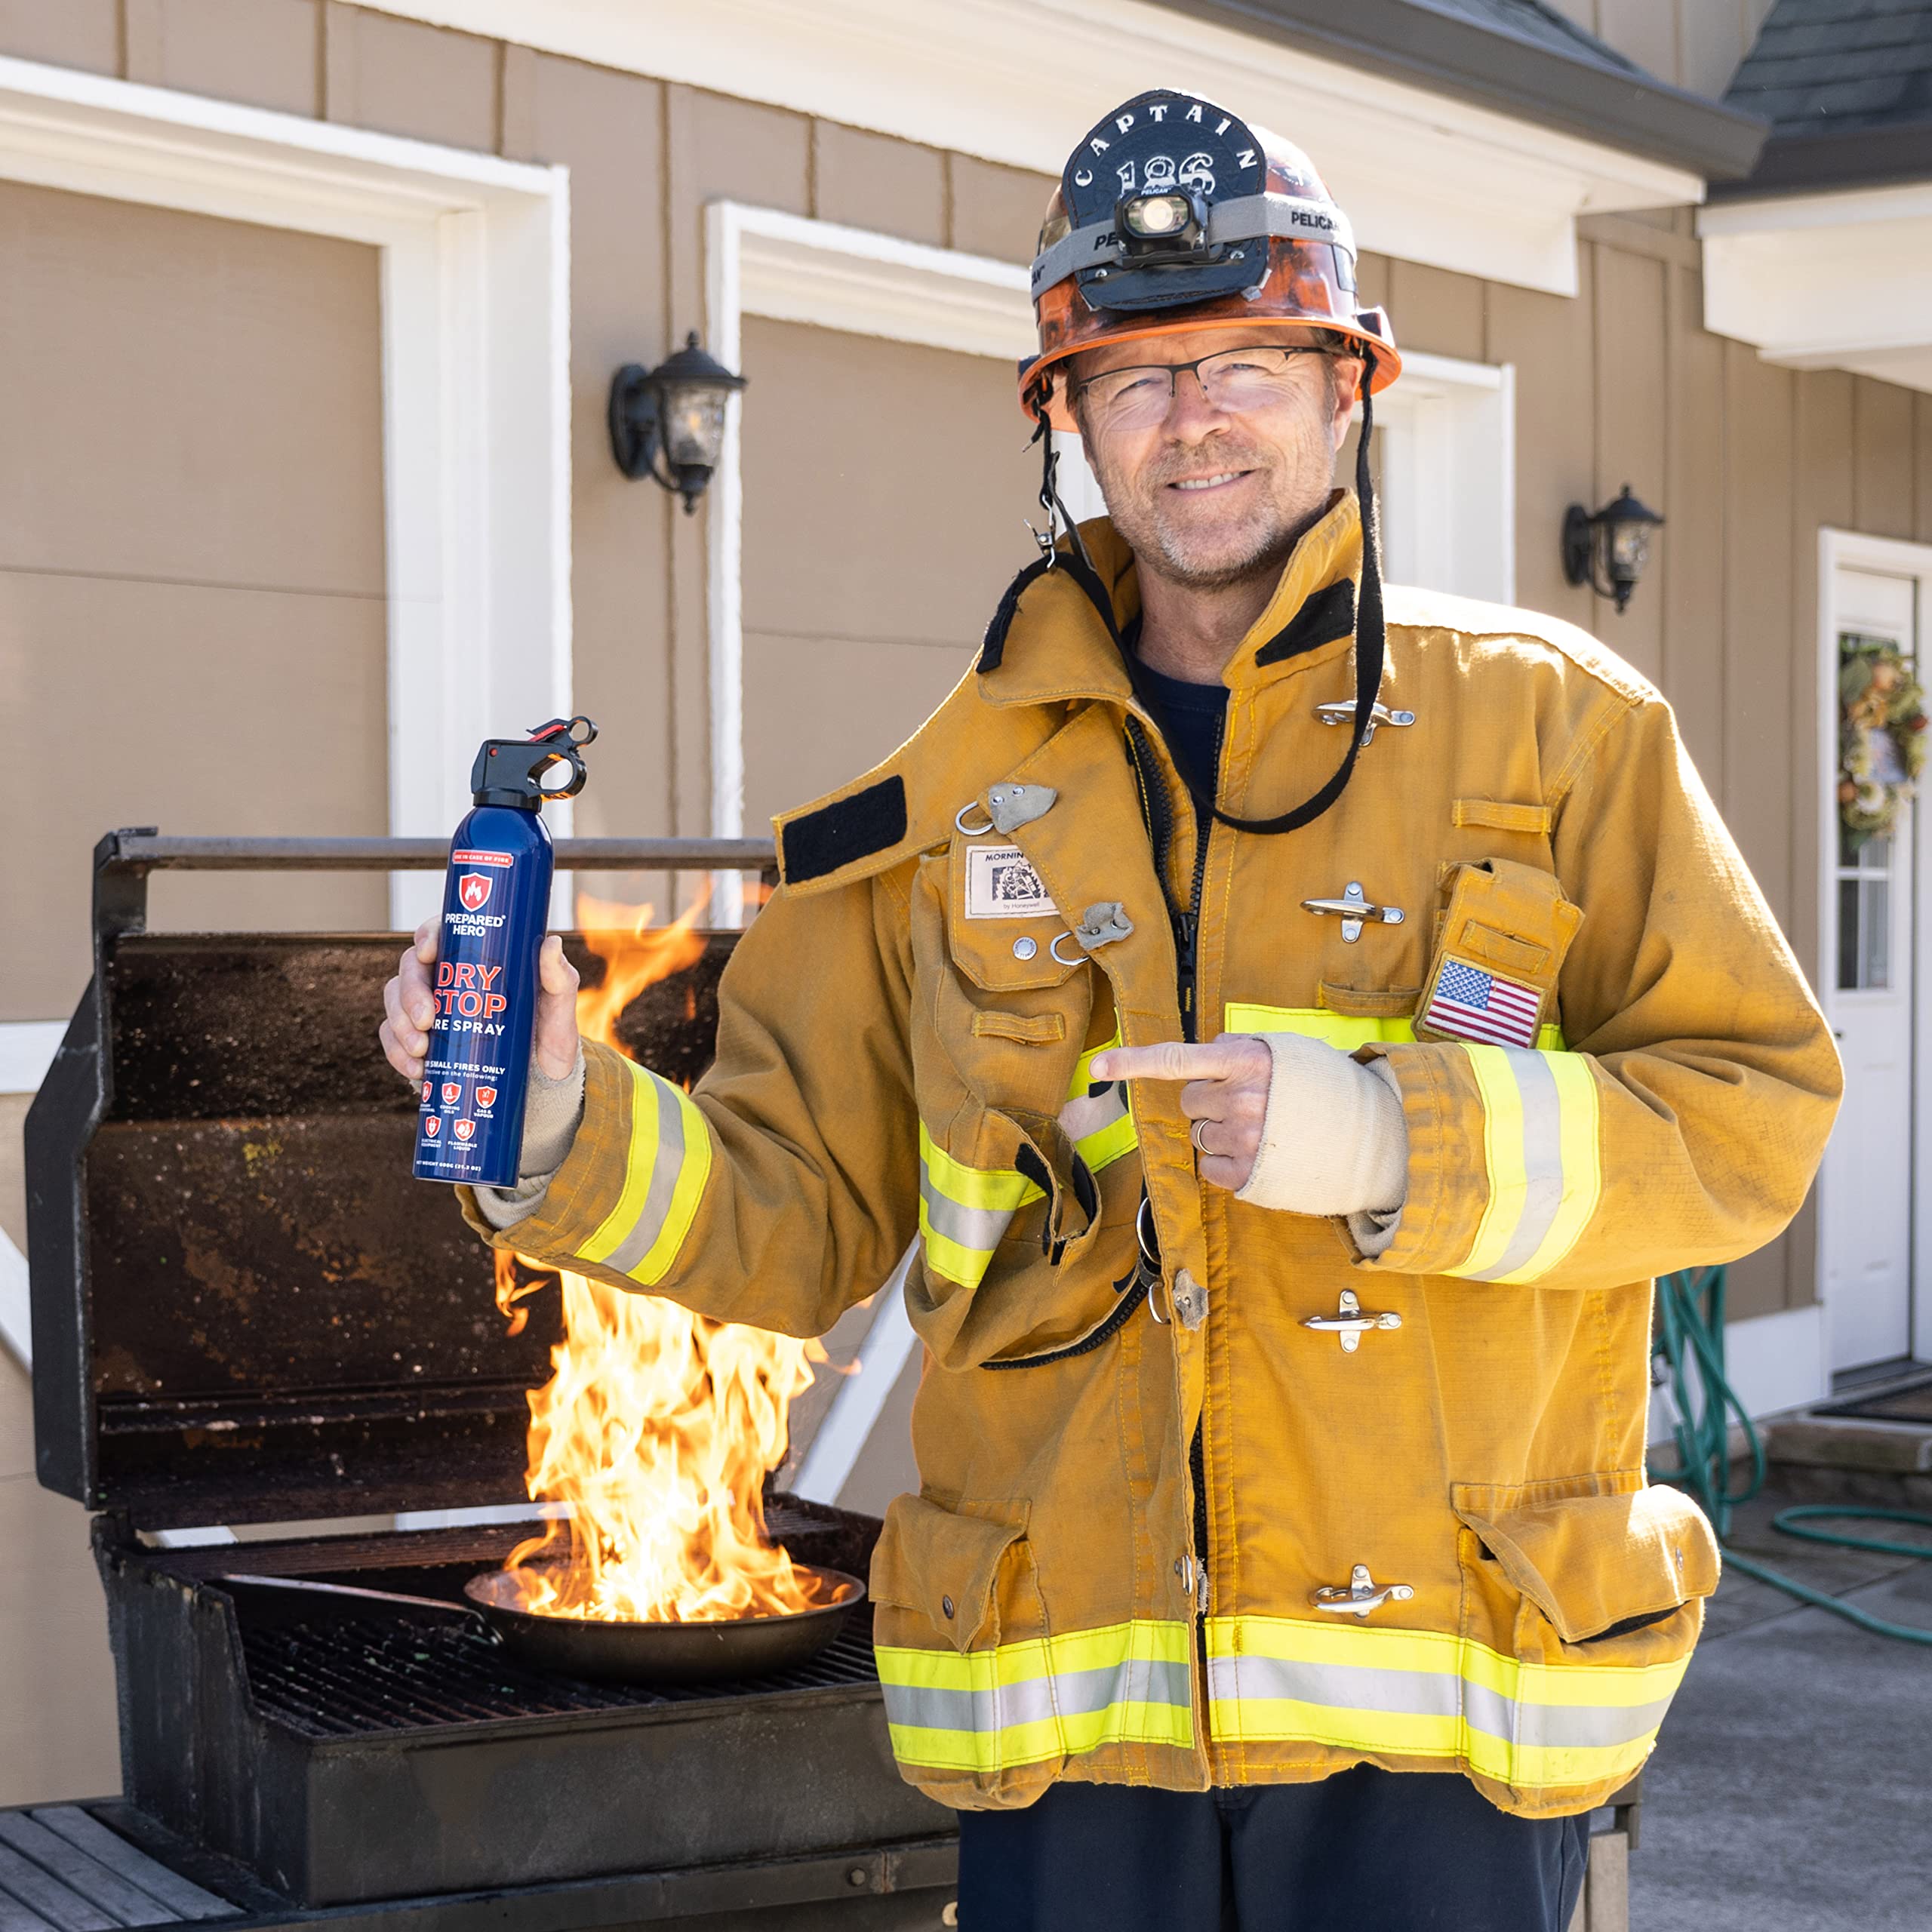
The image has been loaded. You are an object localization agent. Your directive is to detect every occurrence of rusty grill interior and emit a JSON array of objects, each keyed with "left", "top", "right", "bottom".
[{"left": 23, "top": 835, "right": 954, "bottom": 1924}]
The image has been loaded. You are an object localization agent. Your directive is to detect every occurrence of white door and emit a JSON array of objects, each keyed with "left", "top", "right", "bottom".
[{"left": 1824, "top": 564, "right": 1921, "bottom": 1371}]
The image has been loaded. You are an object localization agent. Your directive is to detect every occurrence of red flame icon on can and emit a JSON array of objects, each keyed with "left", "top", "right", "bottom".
[
  {"left": 441, "top": 1081, "right": 461, "bottom": 1104},
  {"left": 458, "top": 874, "right": 493, "bottom": 912},
  {"left": 420, "top": 1081, "right": 432, "bottom": 1103},
  {"left": 453, "top": 1119, "right": 476, "bottom": 1142},
  {"left": 475, "top": 1085, "right": 497, "bottom": 1109},
  {"left": 424, "top": 1117, "right": 441, "bottom": 1137}
]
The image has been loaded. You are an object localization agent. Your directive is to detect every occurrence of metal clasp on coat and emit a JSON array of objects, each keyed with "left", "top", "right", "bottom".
[
  {"left": 1314, "top": 700, "right": 1416, "bottom": 746},
  {"left": 1301, "top": 1287, "right": 1401, "bottom": 1354},
  {"left": 1050, "top": 901, "right": 1134, "bottom": 964},
  {"left": 1311, "top": 1564, "right": 1415, "bottom": 1619},
  {"left": 1300, "top": 880, "right": 1404, "bottom": 943},
  {"left": 955, "top": 783, "right": 1057, "bottom": 838}
]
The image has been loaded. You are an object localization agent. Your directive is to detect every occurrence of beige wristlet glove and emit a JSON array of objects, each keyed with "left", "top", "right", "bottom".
[
  {"left": 1233, "top": 1034, "right": 1408, "bottom": 1253},
  {"left": 472, "top": 1044, "right": 586, "bottom": 1230}
]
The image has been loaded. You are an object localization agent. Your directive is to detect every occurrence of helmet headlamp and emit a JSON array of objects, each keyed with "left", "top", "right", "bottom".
[{"left": 1118, "top": 189, "right": 1206, "bottom": 254}]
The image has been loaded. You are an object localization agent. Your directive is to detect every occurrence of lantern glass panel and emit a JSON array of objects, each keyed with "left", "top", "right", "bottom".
[
  {"left": 1608, "top": 521, "right": 1652, "bottom": 577},
  {"left": 661, "top": 384, "right": 729, "bottom": 468}
]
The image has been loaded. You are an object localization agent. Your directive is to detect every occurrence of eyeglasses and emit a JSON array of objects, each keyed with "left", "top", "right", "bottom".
[{"left": 1071, "top": 345, "right": 1334, "bottom": 430}]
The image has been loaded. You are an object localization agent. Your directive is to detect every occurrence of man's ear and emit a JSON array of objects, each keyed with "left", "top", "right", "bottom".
[{"left": 1329, "top": 357, "right": 1365, "bottom": 452}]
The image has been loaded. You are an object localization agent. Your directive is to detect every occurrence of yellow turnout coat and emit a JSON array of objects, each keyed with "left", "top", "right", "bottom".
[{"left": 463, "top": 494, "right": 1841, "bottom": 1818}]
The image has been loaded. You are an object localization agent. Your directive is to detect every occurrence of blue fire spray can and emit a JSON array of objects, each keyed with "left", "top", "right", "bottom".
[{"left": 413, "top": 715, "right": 596, "bottom": 1188}]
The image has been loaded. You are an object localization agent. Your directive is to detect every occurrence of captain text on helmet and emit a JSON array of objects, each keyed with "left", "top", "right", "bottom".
[{"left": 379, "top": 89, "right": 1841, "bottom": 1932}]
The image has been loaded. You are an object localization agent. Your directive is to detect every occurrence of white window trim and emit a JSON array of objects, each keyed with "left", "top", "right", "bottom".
[
  {"left": 0, "top": 55, "right": 574, "bottom": 932},
  {"left": 703, "top": 202, "right": 1035, "bottom": 922},
  {"left": 1356, "top": 350, "right": 1516, "bottom": 607},
  {"left": 1817, "top": 527, "right": 1932, "bottom": 1374},
  {"left": 351, "top": 0, "right": 1704, "bottom": 297}
]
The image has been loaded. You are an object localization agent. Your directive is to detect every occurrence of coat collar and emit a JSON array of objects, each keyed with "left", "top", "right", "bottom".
[{"left": 978, "top": 489, "right": 1365, "bottom": 712}]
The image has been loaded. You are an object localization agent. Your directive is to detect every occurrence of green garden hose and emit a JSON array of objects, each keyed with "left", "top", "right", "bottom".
[{"left": 1647, "top": 1265, "right": 1932, "bottom": 1645}]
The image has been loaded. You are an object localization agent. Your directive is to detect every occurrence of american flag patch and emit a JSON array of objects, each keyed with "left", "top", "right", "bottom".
[{"left": 1420, "top": 955, "right": 1543, "bottom": 1049}]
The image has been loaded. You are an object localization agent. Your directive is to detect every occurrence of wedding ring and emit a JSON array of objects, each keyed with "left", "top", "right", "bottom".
[{"left": 1190, "top": 1119, "right": 1213, "bottom": 1153}]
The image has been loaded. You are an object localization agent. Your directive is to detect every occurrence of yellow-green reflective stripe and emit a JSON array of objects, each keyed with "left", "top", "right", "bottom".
[
  {"left": 878, "top": 1620, "right": 1195, "bottom": 1772},
  {"left": 1205, "top": 1617, "right": 1684, "bottom": 1789},
  {"left": 1456, "top": 1044, "right": 1528, "bottom": 1276},
  {"left": 1223, "top": 1004, "right": 1564, "bottom": 1054},
  {"left": 581, "top": 1061, "right": 712, "bottom": 1286},
  {"left": 917, "top": 1121, "right": 1042, "bottom": 1288},
  {"left": 1061, "top": 1028, "right": 1137, "bottom": 1174},
  {"left": 1446, "top": 1044, "right": 1601, "bottom": 1283}
]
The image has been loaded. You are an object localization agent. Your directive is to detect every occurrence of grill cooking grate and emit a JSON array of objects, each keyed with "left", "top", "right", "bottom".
[{"left": 239, "top": 1610, "right": 881, "bottom": 1737}]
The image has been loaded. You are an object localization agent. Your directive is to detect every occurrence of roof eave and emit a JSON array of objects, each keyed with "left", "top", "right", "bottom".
[
  {"left": 1708, "top": 124, "right": 1932, "bottom": 202},
  {"left": 1155, "top": 0, "right": 1769, "bottom": 180}
]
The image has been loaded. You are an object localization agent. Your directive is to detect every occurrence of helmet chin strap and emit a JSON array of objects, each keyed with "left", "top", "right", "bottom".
[{"left": 1028, "top": 348, "right": 1386, "bottom": 841}]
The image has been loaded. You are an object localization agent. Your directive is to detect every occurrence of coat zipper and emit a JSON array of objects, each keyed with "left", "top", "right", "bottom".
[{"left": 1124, "top": 714, "right": 1218, "bottom": 1700}]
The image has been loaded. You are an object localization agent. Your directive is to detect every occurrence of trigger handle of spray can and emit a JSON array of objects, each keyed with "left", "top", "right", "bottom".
[{"left": 469, "top": 715, "right": 598, "bottom": 809}]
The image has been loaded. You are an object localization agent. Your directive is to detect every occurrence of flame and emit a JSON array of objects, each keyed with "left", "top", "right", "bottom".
[{"left": 500, "top": 891, "right": 832, "bottom": 1623}]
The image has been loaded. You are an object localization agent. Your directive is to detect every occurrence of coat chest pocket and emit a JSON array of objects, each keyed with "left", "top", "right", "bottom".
[
  {"left": 937, "top": 835, "right": 1096, "bottom": 1121},
  {"left": 1419, "top": 857, "right": 1583, "bottom": 1050}
]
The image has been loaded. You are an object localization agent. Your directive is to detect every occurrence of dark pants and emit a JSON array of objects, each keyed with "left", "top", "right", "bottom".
[{"left": 956, "top": 1767, "right": 1589, "bottom": 1932}]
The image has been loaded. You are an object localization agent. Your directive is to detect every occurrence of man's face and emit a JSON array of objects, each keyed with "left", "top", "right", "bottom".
[{"left": 1070, "top": 325, "right": 1362, "bottom": 592}]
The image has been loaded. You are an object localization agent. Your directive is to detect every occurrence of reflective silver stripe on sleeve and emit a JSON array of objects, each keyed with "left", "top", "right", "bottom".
[
  {"left": 602, "top": 1073, "right": 688, "bottom": 1275},
  {"left": 918, "top": 1171, "right": 1018, "bottom": 1256},
  {"left": 1464, "top": 1048, "right": 1566, "bottom": 1282}
]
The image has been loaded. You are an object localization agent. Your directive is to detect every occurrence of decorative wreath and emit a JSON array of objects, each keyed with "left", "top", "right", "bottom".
[{"left": 1838, "top": 635, "right": 1928, "bottom": 841}]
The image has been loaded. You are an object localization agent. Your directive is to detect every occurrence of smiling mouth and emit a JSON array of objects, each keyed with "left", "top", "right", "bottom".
[{"left": 1168, "top": 469, "right": 1252, "bottom": 492}]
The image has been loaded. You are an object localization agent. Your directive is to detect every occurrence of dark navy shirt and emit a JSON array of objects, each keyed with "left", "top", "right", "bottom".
[{"left": 1124, "top": 620, "right": 1228, "bottom": 813}]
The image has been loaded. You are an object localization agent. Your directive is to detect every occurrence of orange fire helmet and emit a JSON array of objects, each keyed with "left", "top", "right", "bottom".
[{"left": 1020, "top": 90, "right": 1400, "bottom": 432}]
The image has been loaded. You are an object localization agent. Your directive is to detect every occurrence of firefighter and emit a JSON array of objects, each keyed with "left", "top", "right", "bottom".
[{"left": 380, "top": 90, "right": 1841, "bottom": 1931}]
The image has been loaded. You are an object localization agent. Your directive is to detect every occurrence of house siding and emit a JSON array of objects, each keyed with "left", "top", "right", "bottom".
[{"left": 1, "top": 0, "right": 1929, "bottom": 1806}]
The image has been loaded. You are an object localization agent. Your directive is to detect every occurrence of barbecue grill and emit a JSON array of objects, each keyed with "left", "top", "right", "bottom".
[{"left": 20, "top": 832, "right": 957, "bottom": 1931}]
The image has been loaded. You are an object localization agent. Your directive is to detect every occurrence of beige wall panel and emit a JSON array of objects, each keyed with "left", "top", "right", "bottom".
[
  {"left": 322, "top": 2, "right": 497, "bottom": 152},
  {"left": 1918, "top": 395, "right": 1932, "bottom": 545},
  {"left": 740, "top": 632, "right": 968, "bottom": 828},
  {"left": 0, "top": 1094, "right": 25, "bottom": 1253},
  {"left": 0, "top": 1358, "right": 120, "bottom": 1808},
  {"left": 1852, "top": 377, "right": 1917, "bottom": 541},
  {"left": 814, "top": 122, "right": 944, "bottom": 248},
  {"left": 1724, "top": 1240, "right": 1788, "bottom": 1324},
  {"left": 1721, "top": 342, "right": 1796, "bottom": 931},
  {"left": 1355, "top": 251, "right": 1390, "bottom": 316},
  {"left": 1660, "top": 264, "right": 1725, "bottom": 789},
  {"left": 662, "top": 87, "right": 812, "bottom": 855},
  {"left": 0, "top": 182, "right": 384, "bottom": 595},
  {"left": 146, "top": 0, "right": 320, "bottom": 116},
  {"left": 1388, "top": 259, "right": 1484, "bottom": 364},
  {"left": 1487, "top": 262, "right": 1597, "bottom": 630},
  {"left": 737, "top": 318, "right": 1032, "bottom": 825},
  {"left": 1594, "top": 0, "right": 1681, "bottom": 82},
  {"left": 949, "top": 154, "right": 1052, "bottom": 263},
  {"left": 1590, "top": 246, "right": 1669, "bottom": 684},
  {"left": 1676, "top": 0, "right": 1750, "bottom": 99},
  {"left": 0, "top": 0, "right": 119, "bottom": 72},
  {"left": 515, "top": 54, "right": 675, "bottom": 869},
  {"left": 2, "top": 573, "right": 387, "bottom": 1020}
]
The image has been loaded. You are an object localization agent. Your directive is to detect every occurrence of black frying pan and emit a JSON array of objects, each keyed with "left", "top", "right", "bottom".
[
  {"left": 461, "top": 1563, "right": 865, "bottom": 1684},
  {"left": 222, "top": 1564, "right": 866, "bottom": 1686}
]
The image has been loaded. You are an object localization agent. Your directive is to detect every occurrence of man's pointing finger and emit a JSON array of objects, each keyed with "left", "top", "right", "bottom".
[{"left": 1092, "top": 1040, "right": 1248, "bottom": 1084}]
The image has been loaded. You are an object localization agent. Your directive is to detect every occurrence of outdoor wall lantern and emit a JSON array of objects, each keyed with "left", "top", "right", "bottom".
[
  {"left": 608, "top": 331, "right": 747, "bottom": 513},
  {"left": 1561, "top": 485, "right": 1665, "bottom": 615}
]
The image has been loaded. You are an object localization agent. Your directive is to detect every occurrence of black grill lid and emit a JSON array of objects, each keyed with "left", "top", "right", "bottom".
[{"left": 26, "top": 834, "right": 771, "bottom": 1531}]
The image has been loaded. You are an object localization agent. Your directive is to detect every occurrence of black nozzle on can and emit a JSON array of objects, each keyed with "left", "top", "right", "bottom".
[{"left": 470, "top": 715, "right": 598, "bottom": 811}]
